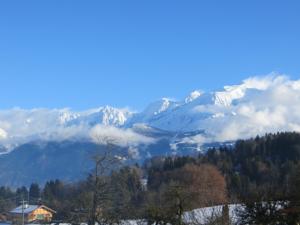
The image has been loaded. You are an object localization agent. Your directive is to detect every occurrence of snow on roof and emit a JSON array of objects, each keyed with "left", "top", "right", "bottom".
[
  {"left": 10, "top": 205, "right": 55, "bottom": 214},
  {"left": 10, "top": 205, "right": 39, "bottom": 214}
]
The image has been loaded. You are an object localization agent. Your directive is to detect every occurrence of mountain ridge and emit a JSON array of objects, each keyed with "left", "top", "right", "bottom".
[
  {"left": 1, "top": 75, "right": 299, "bottom": 186},
  {"left": 0, "top": 75, "right": 299, "bottom": 153}
]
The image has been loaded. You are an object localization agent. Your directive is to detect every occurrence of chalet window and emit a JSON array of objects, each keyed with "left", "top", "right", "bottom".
[{"left": 36, "top": 214, "right": 45, "bottom": 220}]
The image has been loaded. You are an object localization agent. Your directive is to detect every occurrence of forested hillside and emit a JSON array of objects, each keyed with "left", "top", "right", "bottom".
[{"left": 0, "top": 132, "right": 299, "bottom": 224}]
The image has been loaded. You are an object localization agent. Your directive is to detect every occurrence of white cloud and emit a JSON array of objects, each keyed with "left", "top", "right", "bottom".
[
  {"left": 90, "top": 125, "right": 154, "bottom": 147},
  {"left": 180, "top": 134, "right": 208, "bottom": 145},
  {"left": 0, "top": 128, "right": 7, "bottom": 140},
  {"left": 1, "top": 73, "right": 300, "bottom": 151},
  {"left": 0, "top": 107, "right": 133, "bottom": 150},
  {"left": 193, "top": 74, "right": 300, "bottom": 142}
]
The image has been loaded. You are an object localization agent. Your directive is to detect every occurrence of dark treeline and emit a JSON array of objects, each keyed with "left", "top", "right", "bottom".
[{"left": 0, "top": 132, "right": 300, "bottom": 224}]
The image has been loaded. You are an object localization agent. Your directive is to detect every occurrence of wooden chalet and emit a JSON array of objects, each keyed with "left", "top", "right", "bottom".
[{"left": 10, "top": 204, "right": 56, "bottom": 224}]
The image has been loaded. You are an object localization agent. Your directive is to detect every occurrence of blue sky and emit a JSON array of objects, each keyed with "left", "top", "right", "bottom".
[{"left": 1, "top": 0, "right": 300, "bottom": 110}]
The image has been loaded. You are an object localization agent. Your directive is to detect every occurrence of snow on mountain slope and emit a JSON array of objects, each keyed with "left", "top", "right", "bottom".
[
  {"left": 126, "top": 77, "right": 272, "bottom": 130},
  {"left": 0, "top": 106, "right": 134, "bottom": 151},
  {"left": 3, "top": 74, "right": 300, "bottom": 186},
  {"left": 66, "top": 106, "right": 132, "bottom": 127},
  {"left": 127, "top": 75, "right": 300, "bottom": 144},
  {"left": 126, "top": 88, "right": 248, "bottom": 132},
  {"left": 184, "top": 90, "right": 202, "bottom": 103},
  {"left": 1, "top": 74, "right": 300, "bottom": 153},
  {"left": 125, "top": 98, "right": 179, "bottom": 126}
]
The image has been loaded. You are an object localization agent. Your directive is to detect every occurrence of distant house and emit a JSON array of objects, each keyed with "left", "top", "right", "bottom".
[{"left": 9, "top": 205, "right": 55, "bottom": 224}]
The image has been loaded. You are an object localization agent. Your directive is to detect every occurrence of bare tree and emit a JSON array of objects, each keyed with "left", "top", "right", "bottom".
[
  {"left": 88, "top": 134, "right": 124, "bottom": 225},
  {"left": 144, "top": 164, "right": 228, "bottom": 225}
]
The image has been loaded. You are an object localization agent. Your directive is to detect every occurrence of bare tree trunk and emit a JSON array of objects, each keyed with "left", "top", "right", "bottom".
[
  {"left": 89, "top": 162, "right": 99, "bottom": 225},
  {"left": 88, "top": 138, "right": 123, "bottom": 225}
]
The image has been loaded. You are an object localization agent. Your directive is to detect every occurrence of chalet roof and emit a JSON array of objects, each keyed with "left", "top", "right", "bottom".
[{"left": 10, "top": 205, "right": 56, "bottom": 214}]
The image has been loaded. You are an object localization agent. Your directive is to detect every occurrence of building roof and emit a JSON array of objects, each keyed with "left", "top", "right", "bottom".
[{"left": 10, "top": 205, "right": 56, "bottom": 214}]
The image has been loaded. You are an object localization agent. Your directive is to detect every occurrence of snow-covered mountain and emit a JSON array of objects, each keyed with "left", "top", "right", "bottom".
[
  {"left": 1, "top": 74, "right": 300, "bottom": 153},
  {"left": 126, "top": 75, "right": 299, "bottom": 144},
  {"left": 64, "top": 106, "right": 132, "bottom": 127},
  {"left": 126, "top": 76, "right": 269, "bottom": 132},
  {"left": 0, "top": 106, "right": 133, "bottom": 151},
  {"left": 1, "top": 74, "right": 300, "bottom": 186}
]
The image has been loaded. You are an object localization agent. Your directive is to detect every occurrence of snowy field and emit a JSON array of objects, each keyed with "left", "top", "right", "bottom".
[
  {"left": 0, "top": 204, "right": 242, "bottom": 225},
  {"left": 112, "top": 204, "right": 241, "bottom": 225}
]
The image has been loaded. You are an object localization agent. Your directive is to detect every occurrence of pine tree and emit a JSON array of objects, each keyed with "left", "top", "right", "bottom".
[{"left": 29, "top": 183, "right": 41, "bottom": 204}]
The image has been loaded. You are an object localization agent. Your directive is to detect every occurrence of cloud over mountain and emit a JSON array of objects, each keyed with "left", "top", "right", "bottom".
[
  {"left": 1, "top": 74, "right": 300, "bottom": 152},
  {"left": 0, "top": 107, "right": 134, "bottom": 150},
  {"left": 127, "top": 74, "right": 300, "bottom": 145},
  {"left": 192, "top": 75, "right": 300, "bottom": 142},
  {"left": 90, "top": 125, "right": 155, "bottom": 147}
]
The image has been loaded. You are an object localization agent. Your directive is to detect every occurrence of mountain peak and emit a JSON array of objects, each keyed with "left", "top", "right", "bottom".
[
  {"left": 0, "top": 74, "right": 297, "bottom": 151},
  {"left": 185, "top": 90, "right": 202, "bottom": 103},
  {"left": 99, "top": 106, "right": 132, "bottom": 126},
  {"left": 141, "top": 98, "right": 176, "bottom": 116}
]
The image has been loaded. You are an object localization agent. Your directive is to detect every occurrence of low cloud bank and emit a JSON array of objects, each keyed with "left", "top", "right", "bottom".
[
  {"left": 0, "top": 108, "right": 149, "bottom": 150},
  {"left": 1, "top": 74, "right": 300, "bottom": 150},
  {"left": 194, "top": 75, "right": 300, "bottom": 142},
  {"left": 90, "top": 125, "right": 155, "bottom": 147}
]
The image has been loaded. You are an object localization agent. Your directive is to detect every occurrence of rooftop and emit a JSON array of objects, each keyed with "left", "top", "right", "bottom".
[{"left": 10, "top": 205, "right": 55, "bottom": 214}]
